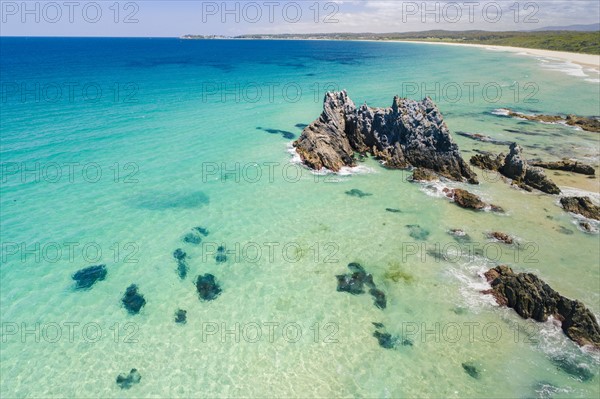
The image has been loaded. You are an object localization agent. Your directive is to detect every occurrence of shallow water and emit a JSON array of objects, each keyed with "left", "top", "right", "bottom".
[{"left": 1, "top": 38, "right": 599, "bottom": 398}]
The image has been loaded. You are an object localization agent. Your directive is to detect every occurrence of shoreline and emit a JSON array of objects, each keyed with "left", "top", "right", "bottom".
[{"left": 382, "top": 40, "right": 600, "bottom": 72}]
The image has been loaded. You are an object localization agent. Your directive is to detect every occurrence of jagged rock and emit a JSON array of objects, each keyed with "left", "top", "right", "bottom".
[
  {"left": 456, "top": 131, "right": 512, "bottom": 145},
  {"left": 122, "top": 284, "right": 146, "bottom": 315},
  {"left": 560, "top": 197, "right": 600, "bottom": 220},
  {"left": 293, "top": 91, "right": 478, "bottom": 183},
  {"left": 503, "top": 110, "right": 600, "bottom": 133},
  {"left": 483, "top": 265, "right": 600, "bottom": 349},
  {"left": 411, "top": 167, "right": 439, "bottom": 181},
  {"left": 500, "top": 144, "right": 560, "bottom": 194},
  {"left": 488, "top": 232, "right": 514, "bottom": 244},
  {"left": 116, "top": 369, "right": 141, "bottom": 389},
  {"left": 196, "top": 274, "right": 222, "bottom": 301},
  {"left": 470, "top": 153, "right": 504, "bottom": 171},
  {"left": 531, "top": 159, "right": 595, "bottom": 176},
  {"left": 72, "top": 264, "right": 107, "bottom": 290}
]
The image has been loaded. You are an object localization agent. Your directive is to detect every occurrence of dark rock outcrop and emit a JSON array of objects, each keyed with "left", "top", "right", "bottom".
[
  {"left": 502, "top": 109, "right": 600, "bottom": 133},
  {"left": 116, "top": 369, "right": 141, "bottom": 389},
  {"left": 488, "top": 232, "right": 514, "bottom": 245},
  {"left": 122, "top": 284, "right": 146, "bottom": 315},
  {"left": 560, "top": 197, "right": 600, "bottom": 220},
  {"left": 470, "top": 153, "right": 505, "bottom": 171},
  {"left": 500, "top": 144, "right": 561, "bottom": 194},
  {"left": 470, "top": 144, "right": 560, "bottom": 194},
  {"left": 196, "top": 274, "right": 222, "bottom": 301},
  {"left": 293, "top": 91, "right": 478, "bottom": 183},
  {"left": 531, "top": 159, "right": 595, "bottom": 176},
  {"left": 72, "top": 264, "right": 107, "bottom": 290},
  {"left": 442, "top": 188, "right": 503, "bottom": 212},
  {"left": 411, "top": 167, "right": 439, "bottom": 182},
  {"left": 483, "top": 266, "right": 600, "bottom": 349}
]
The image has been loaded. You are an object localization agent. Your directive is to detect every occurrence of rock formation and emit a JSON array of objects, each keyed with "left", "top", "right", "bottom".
[
  {"left": 483, "top": 266, "right": 600, "bottom": 349},
  {"left": 501, "top": 109, "right": 600, "bottom": 133},
  {"left": 442, "top": 188, "right": 503, "bottom": 212},
  {"left": 469, "top": 144, "right": 560, "bottom": 194},
  {"left": 560, "top": 197, "right": 600, "bottom": 220},
  {"left": 530, "top": 159, "right": 595, "bottom": 176},
  {"left": 294, "top": 91, "right": 478, "bottom": 183}
]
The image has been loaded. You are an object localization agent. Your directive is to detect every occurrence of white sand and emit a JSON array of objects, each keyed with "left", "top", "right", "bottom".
[{"left": 391, "top": 40, "right": 600, "bottom": 72}]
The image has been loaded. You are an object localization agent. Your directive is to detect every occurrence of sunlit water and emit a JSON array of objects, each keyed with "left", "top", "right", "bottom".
[{"left": 1, "top": 38, "right": 599, "bottom": 398}]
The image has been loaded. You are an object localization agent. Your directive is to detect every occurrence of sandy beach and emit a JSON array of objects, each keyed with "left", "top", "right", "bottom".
[{"left": 392, "top": 40, "right": 600, "bottom": 72}]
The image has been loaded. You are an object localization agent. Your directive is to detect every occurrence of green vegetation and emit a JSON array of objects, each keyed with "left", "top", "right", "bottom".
[{"left": 233, "top": 30, "right": 600, "bottom": 55}]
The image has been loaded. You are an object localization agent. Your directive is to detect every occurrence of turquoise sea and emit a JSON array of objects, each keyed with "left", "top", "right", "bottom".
[{"left": 1, "top": 38, "right": 599, "bottom": 398}]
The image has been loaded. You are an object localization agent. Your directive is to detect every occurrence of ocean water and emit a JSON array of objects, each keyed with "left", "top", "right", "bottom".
[{"left": 0, "top": 38, "right": 599, "bottom": 398}]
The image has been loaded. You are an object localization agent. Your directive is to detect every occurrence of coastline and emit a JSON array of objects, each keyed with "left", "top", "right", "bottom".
[{"left": 385, "top": 40, "right": 600, "bottom": 72}]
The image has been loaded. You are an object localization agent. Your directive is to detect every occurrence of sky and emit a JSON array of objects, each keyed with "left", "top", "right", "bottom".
[{"left": 1, "top": 0, "right": 599, "bottom": 37}]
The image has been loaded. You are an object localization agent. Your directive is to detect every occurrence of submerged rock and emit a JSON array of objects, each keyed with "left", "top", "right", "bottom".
[
  {"left": 560, "top": 197, "right": 600, "bottom": 220},
  {"left": 373, "top": 331, "right": 396, "bottom": 349},
  {"left": 122, "top": 284, "right": 146, "bottom": 315},
  {"left": 551, "top": 355, "right": 595, "bottom": 382},
  {"left": 183, "top": 231, "right": 202, "bottom": 244},
  {"left": 175, "top": 309, "right": 187, "bottom": 324},
  {"left": 531, "top": 159, "right": 595, "bottom": 176},
  {"left": 173, "top": 249, "right": 187, "bottom": 261},
  {"left": 483, "top": 265, "right": 600, "bottom": 349},
  {"left": 462, "top": 362, "right": 481, "bottom": 379},
  {"left": 116, "top": 369, "right": 141, "bottom": 389},
  {"left": 369, "top": 288, "right": 387, "bottom": 310},
  {"left": 72, "top": 264, "right": 107, "bottom": 290},
  {"left": 406, "top": 224, "right": 429, "bottom": 240},
  {"left": 194, "top": 226, "right": 209, "bottom": 236},
  {"left": 173, "top": 249, "right": 188, "bottom": 279},
  {"left": 448, "top": 229, "right": 472, "bottom": 243},
  {"left": 345, "top": 188, "right": 372, "bottom": 198},
  {"left": 196, "top": 274, "right": 222, "bottom": 301},
  {"left": 456, "top": 131, "right": 512, "bottom": 145},
  {"left": 293, "top": 91, "right": 478, "bottom": 183}
]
